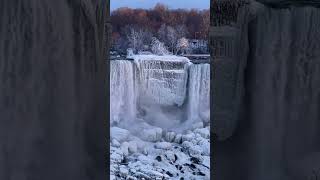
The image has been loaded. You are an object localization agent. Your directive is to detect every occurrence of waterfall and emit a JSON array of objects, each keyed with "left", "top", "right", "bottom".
[
  {"left": 110, "top": 60, "right": 136, "bottom": 125},
  {"left": 110, "top": 55, "right": 210, "bottom": 131},
  {"left": 187, "top": 64, "right": 210, "bottom": 124},
  {"left": 134, "top": 55, "right": 190, "bottom": 107}
]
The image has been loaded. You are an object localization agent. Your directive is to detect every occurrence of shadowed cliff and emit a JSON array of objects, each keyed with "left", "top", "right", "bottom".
[{"left": 0, "top": 1, "right": 108, "bottom": 179}]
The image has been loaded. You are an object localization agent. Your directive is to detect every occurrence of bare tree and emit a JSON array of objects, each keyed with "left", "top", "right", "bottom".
[
  {"left": 166, "top": 26, "right": 178, "bottom": 53},
  {"left": 157, "top": 24, "right": 178, "bottom": 54},
  {"left": 151, "top": 37, "right": 169, "bottom": 55},
  {"left": 127, "top": 27, "right": 140, "bottom": 52},
  {"left": 157, "top": 24, "right": 167, "bottom": 44},
  {"left": 176, "top": 37, "right": 189, "bottom": 55},
  {"left": 175, "top": 24, "right": 189, "bottom": 39},
  {"left": 126, "top": 26, "right": 153, "bottom": 53}
]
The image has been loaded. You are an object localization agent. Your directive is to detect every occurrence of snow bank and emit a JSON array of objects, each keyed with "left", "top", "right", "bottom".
[{"left": 132, "top": 55, "right": 191, "bottom": 63}]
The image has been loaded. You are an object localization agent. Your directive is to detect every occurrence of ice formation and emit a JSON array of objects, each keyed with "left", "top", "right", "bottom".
[
  {"left": 110, "top": 55, "right": 209, "bottom": 129},
  {"left": 187, "top": 64, "right": 210, "bottom": 125},
  {"left": 110, "top": 55, "right": 210, "bottom": 179},
  {"left": 110, "top": 60, "right": 136, "bottom": 125}
]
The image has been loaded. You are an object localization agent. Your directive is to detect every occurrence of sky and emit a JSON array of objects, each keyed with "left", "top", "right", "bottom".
[{"left": 110, "top": 0, "right": 210, "bottom": 11}]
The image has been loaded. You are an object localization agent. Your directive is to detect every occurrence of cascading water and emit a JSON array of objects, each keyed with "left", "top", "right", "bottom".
[
  {"left": 134, "top": 55, "right": 190, "bottom": 107},
  {"left": 110, "top": 55, "right": 210, "bottom": 131},
  {"left": 187, "top": 64, "right": 210, "bottom": 125},
  {"left": 110, "top": 60, "right": 136, "bottom": 126}
]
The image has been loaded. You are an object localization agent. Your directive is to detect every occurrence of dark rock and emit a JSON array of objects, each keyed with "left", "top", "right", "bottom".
[
  {"left": 165, "top": 171, "right": 173, "bottom": 177},
  {"left": 155, "top": 156, "right": 162, "bottom": 162},
  {"left": 174, "top": 154, "right": 178, "bottom": 162},
  {"left": 190, "top": 157, "right": 201, "bottom": 164},
  {"left": 197, "top": 171, "right": 206, "bottom": 176}
]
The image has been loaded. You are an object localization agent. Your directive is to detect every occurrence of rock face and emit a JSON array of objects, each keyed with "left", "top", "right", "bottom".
[
  {"left": 0, "top": 1, "right": 108, "bottom": 180},
  {"left": 212, "top": 1, "right": 320, "bottom": 180}
]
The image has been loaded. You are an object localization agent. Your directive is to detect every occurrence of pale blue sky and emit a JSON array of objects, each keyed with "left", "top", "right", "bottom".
[{"left": 111, "top": 0, "right": 210, "bottom": 11}]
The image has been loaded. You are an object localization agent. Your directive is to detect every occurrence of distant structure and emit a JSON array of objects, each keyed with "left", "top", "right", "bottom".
[
  {"left": 188, "top": 39, "right": 208, "bottom": 53},
  {"left": 126, "top": 48, "right": 134, "bottom": 59}
]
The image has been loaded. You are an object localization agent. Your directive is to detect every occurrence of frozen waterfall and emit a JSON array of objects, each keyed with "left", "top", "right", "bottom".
[
  {"left": 110, "top": 60, "right": 136, "bottom": 125},
  {"left": 110, "top": 55, "right": 210, "bottom": 132},
  {"left": 188, "top": 64, "right": 210, "bottom": 124}
]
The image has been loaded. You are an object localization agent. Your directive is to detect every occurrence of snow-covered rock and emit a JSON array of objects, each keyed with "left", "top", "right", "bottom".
[
  {"left": 128, "top": 141, "right": 138, "bottom": 153},
  {"left": 110, "top": 126, "right": 210, "bottom": 180},
  {"left": 154, "top": 142, "right": 172, "bottom": 150},
  {"left": 164, "top": 131, "right": 176, "bottom": 142},
  {"left": 120, "top": 142, "right": 130, "bottom": 156},
  {"left": 174, "top": 134, "right": 182, "bottom": 144},
  {"left": 182, "top": 133, "right": 195, "bottom": 142},
  {"left": 111, "top": 127, "right": 131, "bottom": 142},
  {"left": 112, "top": 139, "right": 121, "bottom": 147},
  {"left": 140, "top": 127, "right": 162, "bottom": 142},
  {"left": 119, "top": 165, "right": 129, "bottom": 177},
  {"left": 194, "top": 127, "right": 210, "bottom": 139}
]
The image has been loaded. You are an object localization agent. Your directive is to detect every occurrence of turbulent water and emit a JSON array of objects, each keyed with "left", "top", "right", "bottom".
[{"left": 110, "top": 55, "right": 210, "bottom": 131}]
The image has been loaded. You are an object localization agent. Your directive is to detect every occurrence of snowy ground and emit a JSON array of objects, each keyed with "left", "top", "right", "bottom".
[{"left": 110, "top": 124, "right": 210, "bottom": 180}]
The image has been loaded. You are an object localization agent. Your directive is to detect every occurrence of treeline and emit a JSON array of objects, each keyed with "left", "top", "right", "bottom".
[{"left": 110, "top": 3, "right": 209, "bottom": 54}]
